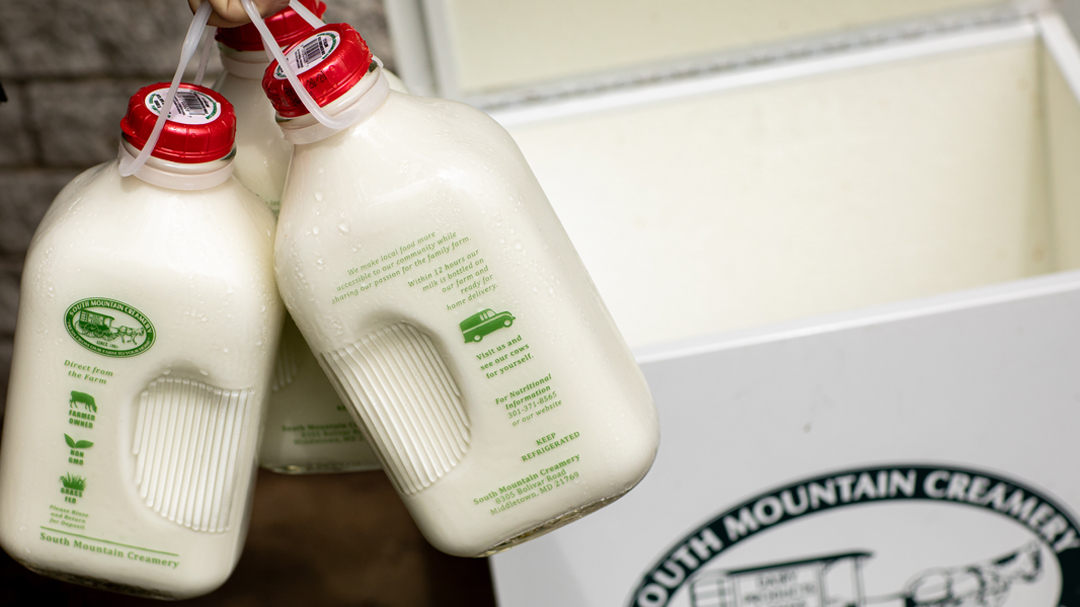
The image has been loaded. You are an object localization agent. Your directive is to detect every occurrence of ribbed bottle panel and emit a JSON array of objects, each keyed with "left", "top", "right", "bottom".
[
  {"left": 320, "top": 323, "right": 469, "bottom": 495},
  {"left": 132, "top": 377, "right": 253, "bottom": 533},
  {"left": 272, "top": 339, "right": 299, "bottom": 391},
  {"left": 272, "top": 317, "right": 303, "bottom": 391}
]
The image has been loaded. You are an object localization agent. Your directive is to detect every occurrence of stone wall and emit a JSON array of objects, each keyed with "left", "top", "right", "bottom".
[{"left": 0, "top": 0, "right": 395, "bottom": 417}]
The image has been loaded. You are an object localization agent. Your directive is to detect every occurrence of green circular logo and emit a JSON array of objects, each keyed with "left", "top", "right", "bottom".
[{"left": 64, "top": 298, "right": 156, "bottom": 357}]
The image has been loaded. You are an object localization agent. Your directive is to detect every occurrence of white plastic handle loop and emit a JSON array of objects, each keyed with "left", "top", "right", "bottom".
[
  {"left": 260, "top": 1, "right": 322, "bottom": 61},
  {"left": 118, "top": 1, "right": 213, "bottom": 177},
  {"left": 289, "top": 0, "right": 325, "bottom": 28},
  {"left": 240, "top": 0, "right": 353, "bottom": 130},
  {"left": 195, "top": 24, "right": 218, "bottom": 86}
]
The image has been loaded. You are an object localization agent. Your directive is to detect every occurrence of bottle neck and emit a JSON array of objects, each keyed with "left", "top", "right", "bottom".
[
  {"left": 218, "top": 45, "right": 272, "bottom": 80},
  {"left": 118, "top": 140, "right": 235, "bottom": 191},
  {"left": 276, "top": 66, "right": 391, "bottom": 145}
]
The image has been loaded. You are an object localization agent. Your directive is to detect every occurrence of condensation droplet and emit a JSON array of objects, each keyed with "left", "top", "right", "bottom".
[
  {"left": 315, "top": 192, "right": 324, "bottom": 202},
  {"left": 312, "top": 226, "right": 319, "bottom": 235},
  {"left": 339, "top": 223, "right": 349, "bottom": 233}
]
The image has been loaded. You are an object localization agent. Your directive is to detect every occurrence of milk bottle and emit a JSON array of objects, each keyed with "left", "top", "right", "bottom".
[
  {"left": 214, "top": 0, "right": 407, "bottom": 209},
  {"left": 213, "top": 0, "right": 326, "bottom": 210},
  {"left": 215, "top": 3, "right": 408, "bottom": 473},
  {"left": 0, "top": 82, "right": 283, "bottom": 598},
  {"left": 260, "top": 21, "right": 660, "bottom": 556}
]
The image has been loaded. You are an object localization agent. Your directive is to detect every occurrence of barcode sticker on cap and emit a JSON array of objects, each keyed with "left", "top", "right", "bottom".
[
  {"left": 274, "top": 32, "right": 340, "bottom": 80},
  {"left": 145, "top": 88, "right": 221, "bottom": 125}
]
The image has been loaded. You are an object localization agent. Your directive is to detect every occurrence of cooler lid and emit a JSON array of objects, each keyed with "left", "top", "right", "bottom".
[{"left": 386, "top": 0, "right": 1013, "bottom": 101}]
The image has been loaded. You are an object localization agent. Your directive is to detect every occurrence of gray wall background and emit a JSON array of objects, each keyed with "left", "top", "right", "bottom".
[{"left": 0, "top": 0, "right": 395, "bottom": 418}]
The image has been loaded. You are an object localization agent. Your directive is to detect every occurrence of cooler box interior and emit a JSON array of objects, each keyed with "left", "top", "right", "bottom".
[
  {"left": 481, "top": 8, "right": 1080, "bottom": 607},
  {"left": 492, "top": 16, "right": 1080, "bottom": 349}
]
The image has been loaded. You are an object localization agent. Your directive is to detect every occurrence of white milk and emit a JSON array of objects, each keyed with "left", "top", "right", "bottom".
[
  {"left": 266, "top": 25, "right": 660, "bottom": 556},
  {"left": 214, "top": 10, "right": 404, "bottom": 473},
  {"left": 0, "top": 84, "right": 283, "bottom": 598}
]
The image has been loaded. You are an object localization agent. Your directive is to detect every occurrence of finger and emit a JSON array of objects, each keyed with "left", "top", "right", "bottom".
[{"left": 208, "top": 0, "right": 291, "bottom": 28}]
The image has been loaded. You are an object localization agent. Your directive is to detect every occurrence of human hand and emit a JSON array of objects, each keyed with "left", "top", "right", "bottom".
[{"left": 186, "top": 0, "right": 291, "bottom": 28}]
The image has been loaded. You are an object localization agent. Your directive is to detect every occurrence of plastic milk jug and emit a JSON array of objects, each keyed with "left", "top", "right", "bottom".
[
  {"left": 214, "top": 0, "right": 406, "bottom": 209},
  {"left": 215, "top": 2, "right": 407, "bottom": 473},
  {"left": 260, "top": 21, "right": 660, "bottom": 556},
  {"left": 213, "top": 0, "right": 326, "bottom": 210},
  {"left": 0, "top": 82, "right": 283, "bottom": 598}
]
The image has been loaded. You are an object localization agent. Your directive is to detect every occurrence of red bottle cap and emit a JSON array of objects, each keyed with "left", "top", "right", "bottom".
[
  {"left": 120, "top": 83, "right": 236, "bottom": 164},
  {"left": 262, "top": 23, "right": 372, "bottom": 118},
  {"left": 215, "top": 0, "right": 327, "bottom": 52}
]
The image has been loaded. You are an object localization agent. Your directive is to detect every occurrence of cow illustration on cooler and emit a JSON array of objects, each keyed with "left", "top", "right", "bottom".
[{"left": 901, "top": 542, "right": 1041, "bottom": 607}]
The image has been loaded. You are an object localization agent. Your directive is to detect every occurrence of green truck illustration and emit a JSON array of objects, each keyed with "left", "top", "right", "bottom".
[
  {"left": 75, "top": 309, "right": 144, "bottom": 344},
  {"left": 69, "top": 391, "right": 97, "bottom": 413},
  {"left": 460, "top": 309, "right": 515, "bottom": 343},
  {"left": 76, "top": 309, "right": 115, "bottom": 339}
]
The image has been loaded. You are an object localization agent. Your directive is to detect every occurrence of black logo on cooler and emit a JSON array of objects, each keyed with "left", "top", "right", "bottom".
[{"left": 628, "top": 465, "right": 1080, "bottom": 607}]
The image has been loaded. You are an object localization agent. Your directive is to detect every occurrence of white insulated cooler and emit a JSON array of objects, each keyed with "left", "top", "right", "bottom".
[{"left": 385, "top": 0, "right": 1080, "bottom": 604}]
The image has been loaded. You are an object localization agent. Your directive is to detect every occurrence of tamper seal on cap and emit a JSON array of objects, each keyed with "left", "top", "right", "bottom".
[
  {"left": 120, "top": 83, "right": 236, "bottom": 163},
  {"left": 262, "top": 23, "right": 373, "bottom": 119}
]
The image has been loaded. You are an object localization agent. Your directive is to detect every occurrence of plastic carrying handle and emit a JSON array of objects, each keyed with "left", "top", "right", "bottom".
[
  {"left": 288, "top": 0, "right": 324, "bottom": 28},
  {"left": 259, "top": 0, "right": 322, "bottom": 60},
  {"left": 240, "top": 0, "right": 353, "bottom": 130},
  {"left": 118, "top": 1, "right": 215, "bottom": 177}
]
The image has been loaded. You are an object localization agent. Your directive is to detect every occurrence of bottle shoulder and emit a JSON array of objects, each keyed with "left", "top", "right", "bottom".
[
  {"left": 28, "top": 161, "right": 115, "bottom": 256},
  {"left": 28, "top": 165, "right": 277, "bottom": 282},
  {"left": 299, "top": 93, "right": 521, "bottom": 162},
  {"left": 284, "top": 95, "right": 539, "bottom": 212}
]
